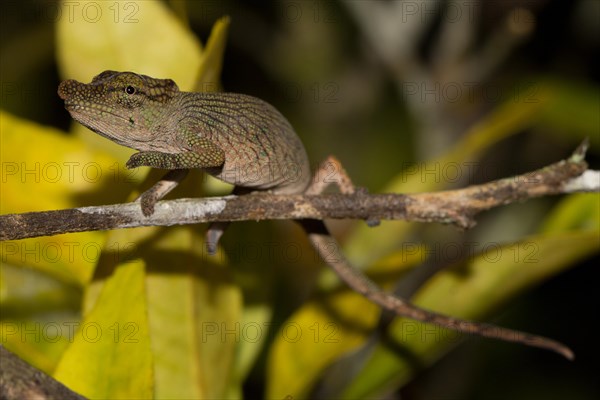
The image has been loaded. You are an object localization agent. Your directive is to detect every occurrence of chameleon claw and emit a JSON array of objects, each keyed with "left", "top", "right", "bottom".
[
  {"left": 140, "top": 194, "right": 157, "bottom": 216},
  {"left": 126, "top": 153, "right": 143, "bottom": 169}
]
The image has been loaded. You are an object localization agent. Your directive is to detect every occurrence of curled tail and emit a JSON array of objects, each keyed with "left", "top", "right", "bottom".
[{"left": 299, "top": 219, "right": 574, "bottom": 360}]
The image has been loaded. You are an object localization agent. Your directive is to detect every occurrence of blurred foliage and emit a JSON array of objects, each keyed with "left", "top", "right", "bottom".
[{"left": 1, "top": 1, "right": 598, "bottom": 399}]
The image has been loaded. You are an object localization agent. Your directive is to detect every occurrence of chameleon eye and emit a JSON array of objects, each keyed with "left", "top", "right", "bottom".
[{"left": 125, "top": 86, "right": 136, "bottom": 95}]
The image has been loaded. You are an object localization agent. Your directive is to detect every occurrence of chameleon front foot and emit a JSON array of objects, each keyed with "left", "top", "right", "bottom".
[
  {"left": 136, "top": 169, "right": 190, "bottom": 216},
  {"left": 140, "top": 193, "right": 158, "bottom": 216}
]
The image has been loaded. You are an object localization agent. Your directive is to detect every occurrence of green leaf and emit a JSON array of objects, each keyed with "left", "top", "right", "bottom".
[
  {"left": 535, "top": 78, "right": 600, "bottom": 147},
  {"left": 342, "top": 228, "right": 599, "bottom": 398},
  {"left": 266, "top": 248, "right": 426, "bottom": 399},
  {"left": 541, "top": 193, "right": 600, "bottom": 233},
  {"left": 344, "top": 91, "right": 551, "bottom": 268},
  {"left": 53, "top": 260, "right": 153, "bottom": 399}
]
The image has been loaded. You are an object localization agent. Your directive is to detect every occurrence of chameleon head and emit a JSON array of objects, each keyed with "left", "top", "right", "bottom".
[{"left": 58, "top": 70, "right": 180, "bottom": 151}]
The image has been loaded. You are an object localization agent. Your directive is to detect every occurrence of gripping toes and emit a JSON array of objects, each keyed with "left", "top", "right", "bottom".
[
  {"left": 140, "top": 192, "right": 158, "bottom": 216},
  {"left": 125, "top": 153, "right": 144, "bottom": 169}
]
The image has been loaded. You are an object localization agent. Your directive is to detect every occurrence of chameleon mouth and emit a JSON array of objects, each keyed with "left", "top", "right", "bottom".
[
  {"left": 65, "top": 104, "right": 131, "bottom": 126},
  {"left": 62, "top": 101, "right": 78, "bottom": 111},
  {"left": 63, "top": 104, "right": 157, "bottom": 146}
]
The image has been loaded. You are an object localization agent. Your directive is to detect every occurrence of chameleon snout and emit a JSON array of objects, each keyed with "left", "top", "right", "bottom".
[{"left": 57, "top": 79, "right": 81, "bottom": 100}]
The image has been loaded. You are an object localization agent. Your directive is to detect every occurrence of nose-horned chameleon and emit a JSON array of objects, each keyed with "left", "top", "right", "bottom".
[{"left": 58, "top": 71, "right": 573, "bottom": 360}]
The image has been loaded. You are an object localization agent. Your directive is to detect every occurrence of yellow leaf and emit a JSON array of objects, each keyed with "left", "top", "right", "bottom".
[
  {"left": 0, "top": 320, "right": 71, "bottom": 375},
  {"left": 53, "top": 260, "right": 153, "bottom": 399},
  {"left": 0, "top": 111, "right": 121, "bottom": 213},
  {"left": 56, "top": 0, "right": 202, "bottom": 90},
  {"left": 267, "top": 291, "right": 378, "bottom": 399},
  {"left": 143, "top": 227, "right": 242, "bottom": 399},
  {"left": 342, "top": 229, "right": 599, "bottom": 398},
  {"left": 81, "top": 185, "right": 243, "bottom": 399},
  {"left": 0, "top": 110, "right": 124, "bottom": 284},
  {"left": 266, "top": 247, "right": 425, "bottom": 399},
  {"left": 194, "top": 16, "right": 230, "bottom": 92}
]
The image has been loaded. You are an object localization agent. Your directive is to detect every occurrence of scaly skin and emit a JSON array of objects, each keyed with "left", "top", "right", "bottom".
[
  {"left": 58, "top": 70, "right": 310, "bottom": 194},
  {"left": 59, "top": 71, "right": 573, "bottom": 360}
]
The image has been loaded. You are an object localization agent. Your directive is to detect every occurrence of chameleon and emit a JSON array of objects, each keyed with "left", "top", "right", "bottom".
[{"left": 58, "top": 70, "right": 574, "bottom": 360}]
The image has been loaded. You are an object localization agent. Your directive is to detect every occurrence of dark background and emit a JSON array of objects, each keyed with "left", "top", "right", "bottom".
[{"left": 1, "top": 1, "right": 598, "bottom": 399}]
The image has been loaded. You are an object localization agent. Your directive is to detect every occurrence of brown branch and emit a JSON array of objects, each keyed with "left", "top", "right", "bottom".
[
  {"left": 0, "top": 345, "right": 86, "bottom": 400},
  {"left": 0, "top": 143, "right": 595, "bottom": 242}
]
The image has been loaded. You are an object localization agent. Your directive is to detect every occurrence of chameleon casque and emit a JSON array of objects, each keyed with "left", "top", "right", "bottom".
[{"left": 58, "top": 70, "right": 573, "bottom": 360}]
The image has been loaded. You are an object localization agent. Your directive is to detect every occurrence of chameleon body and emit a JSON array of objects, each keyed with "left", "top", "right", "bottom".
[
  {"left": 59, "top": 71, "right": 311, "bottom": 194},
  {"left": 58, "top": 71, "right": 573, "bottom": 360}
]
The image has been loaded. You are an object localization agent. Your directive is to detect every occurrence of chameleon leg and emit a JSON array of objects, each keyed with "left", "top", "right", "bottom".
[
  {"left": 305, "top": 155, "right": 355, "bottom": 195},
  {"left": 137, "top": 169, "right": 189, "bottom": 216},
  {"left": 205, "top": 221, "right": 229, "bottom": 255},
  {"left": 126, "top": 137, "right": 225, "bottom": 216},
  {"left": 126, "top": 137, "right": 225, "bottom": 170},
  {"left": 205, "top": 186, "right": 253, "bottom": 255}
]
